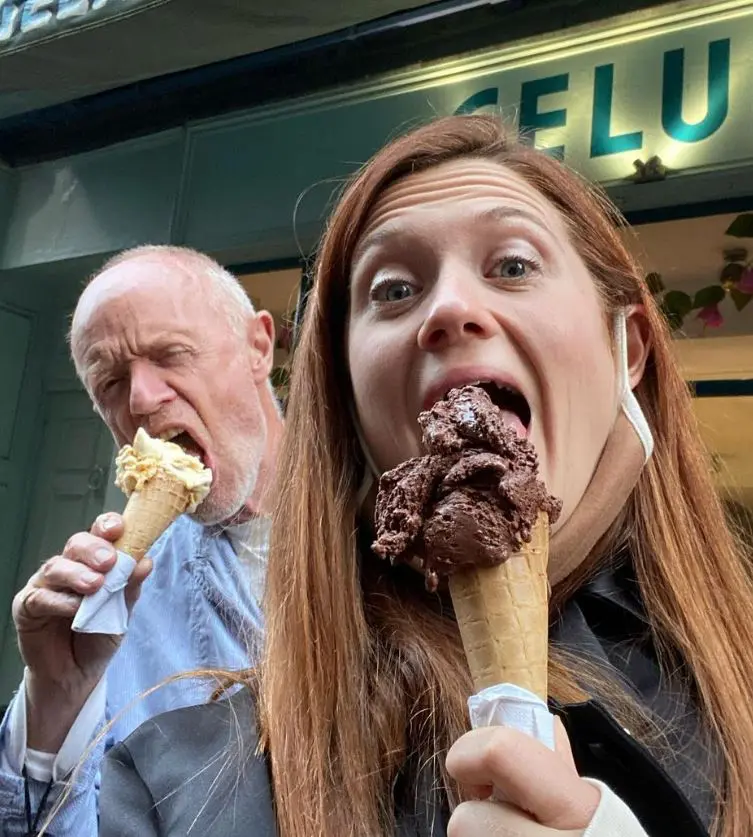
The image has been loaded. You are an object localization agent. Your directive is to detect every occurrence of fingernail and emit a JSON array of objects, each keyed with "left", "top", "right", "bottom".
[
  {"left": 82, "top": 570, "right": 100, "bottom": 585},
  {"left": 100, "top": 515, "right": 118, "bottom": 531},
  {"left": 94, "top": 547, "right": 112, "bottom": 566}
]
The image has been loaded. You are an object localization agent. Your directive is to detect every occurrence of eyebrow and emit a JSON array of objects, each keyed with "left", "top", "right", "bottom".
[
  {"left": 82, "top": 332, "right": 195, "bottom": 373},
  {"left": 473, "top": 205, "right": 550, "bottom": 231},
  {"left": 353, "top": 205, "right": 550, "bottom": 265},
  {"left": 81, "top": 346, "right": 110, "bottom": 371}
]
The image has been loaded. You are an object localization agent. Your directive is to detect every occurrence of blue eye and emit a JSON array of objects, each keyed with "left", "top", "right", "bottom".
[
  {"left": 491, "top": 257, "right": 531, "bottom": 280},
  {"left": 371, "top": 279, "right": 416, "bottom": 303}
]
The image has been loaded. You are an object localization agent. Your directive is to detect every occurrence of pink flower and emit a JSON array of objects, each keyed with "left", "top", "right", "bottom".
[
  {"left": 697, "top": 304, "right": 723, "bottom": 328},
  {"left": 737, "top": 268, "right": 753, "bottom": 294}
]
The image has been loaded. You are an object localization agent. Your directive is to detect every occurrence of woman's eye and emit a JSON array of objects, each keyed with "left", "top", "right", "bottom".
[
  {"left": 371, "top": 279, "right": 416, "bottom": 303},
  {"left": 491, "top": 257, "right": 533, "bottom": 281}
]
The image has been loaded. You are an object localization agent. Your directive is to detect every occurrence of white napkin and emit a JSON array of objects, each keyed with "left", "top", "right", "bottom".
[
  {"left": 468, "top": 682, "right": 555, "bottom": 750},
  {"left": 71, "top": 550, "right": 137, "bottom": 636}
]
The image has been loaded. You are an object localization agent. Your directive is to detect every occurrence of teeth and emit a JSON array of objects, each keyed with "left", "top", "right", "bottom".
[
  {"left": 479, "top": 381, "right": 518, "bottom": 395},
  {"left": 159, "top": 429, "right": 181, "bottom": 441}
]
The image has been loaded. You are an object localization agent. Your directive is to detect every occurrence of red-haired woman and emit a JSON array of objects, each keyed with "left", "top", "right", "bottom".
[{"left": 100, "top": 116, "right": 752, "bottom": 837}]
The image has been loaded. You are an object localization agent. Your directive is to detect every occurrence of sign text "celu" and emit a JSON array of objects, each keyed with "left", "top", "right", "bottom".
[{"left": 456, "top": 38, "right": 730, "bottom": 159}]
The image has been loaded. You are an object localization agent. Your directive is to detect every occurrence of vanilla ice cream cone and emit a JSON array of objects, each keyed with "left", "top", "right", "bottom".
[
  {"left": 113, "top": 429, "right": 212, "bottom": 561},
  {"left": 448, "top": 512, "right": 550, "bottom": 700},
  {"left": 114, "top": 471, "right": 192, "bottom": 562}
]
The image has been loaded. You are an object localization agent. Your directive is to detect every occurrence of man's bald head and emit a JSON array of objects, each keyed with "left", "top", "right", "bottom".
[{"left": 71, "top": 246, "right": 254, "bottom": 369}]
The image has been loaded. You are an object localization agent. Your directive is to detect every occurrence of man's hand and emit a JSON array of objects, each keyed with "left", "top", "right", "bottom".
[
  {"left": 12, "top": 513, "right": 152, "bottom": 752},
  {"left": 445, "top": 719, "right": 601, "bottom": 836}
]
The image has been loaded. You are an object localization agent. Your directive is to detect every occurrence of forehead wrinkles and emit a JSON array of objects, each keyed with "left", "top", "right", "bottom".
[{"left": 361, "top": 164, "right": 558, "bottom": 240}]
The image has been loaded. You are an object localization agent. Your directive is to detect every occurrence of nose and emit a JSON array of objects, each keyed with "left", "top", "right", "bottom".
[
  {"left": 128, "top": 360, "right": 177, "bottom": 418},
  {"left": 417, "top": 269, "right": 497, "bottom": 351}
]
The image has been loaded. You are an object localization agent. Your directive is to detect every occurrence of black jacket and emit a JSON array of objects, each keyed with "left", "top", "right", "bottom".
[{"left": 100, "top": 562, "right": 715, "bottom": 836}]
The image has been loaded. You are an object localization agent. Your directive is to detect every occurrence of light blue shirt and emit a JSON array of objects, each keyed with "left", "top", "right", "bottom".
[{"left": 0, "top": 514, "right": 266, "bottom": 836}]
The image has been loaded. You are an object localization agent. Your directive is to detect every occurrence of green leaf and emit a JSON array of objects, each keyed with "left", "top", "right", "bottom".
[
  {"left": 660, "top": 301, "right": 684, "bottom": 330},
  {"left": 720, "top": 262, "right": 745, "bottom": 284},
  {"left": 730, "top": 287, "right": 753, "bottom": 311},
  {"left": 645, "top": 272, "right": 664, "bottom": 294},
  {"left": 663, "top": 290, "right": 693, "bottom": 317},
  {"left": 693, "top": 285, "right": 725, "bottom": 309},
  {"left": 725, "top": 213, "right": 753, "bottom": 237}
]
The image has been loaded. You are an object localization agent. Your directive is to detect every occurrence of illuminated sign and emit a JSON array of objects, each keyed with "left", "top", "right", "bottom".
[
  {"left": 456, "top": 40, "right": 729, "bottom": 159},
  {"left": 0, "top": 0, "right": 152, "bottom": 52},
  {"left": 401, "top": 2, "right": 753, "bottom": 183}
]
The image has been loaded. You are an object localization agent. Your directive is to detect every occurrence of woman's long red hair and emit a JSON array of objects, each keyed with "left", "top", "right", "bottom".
[{"left": 257, "top": 116, "right": 753, "bottom": 836}]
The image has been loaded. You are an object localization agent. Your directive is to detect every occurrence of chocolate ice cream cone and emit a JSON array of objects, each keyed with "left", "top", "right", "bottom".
[
  {"left": 114, "top": 471, "right": 192, "bottom": 562},
  {"left": 448, "top": 511, "right": 550, "bottom": 700}
]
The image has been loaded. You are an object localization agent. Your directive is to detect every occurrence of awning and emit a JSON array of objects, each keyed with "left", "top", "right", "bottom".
[{"left": 0, "top": 0, "right": 431, "bottom": 120}]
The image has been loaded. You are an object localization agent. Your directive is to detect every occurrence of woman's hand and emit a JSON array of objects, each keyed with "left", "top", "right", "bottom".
[{"left": 446, "top": 719, "right": 601, "bottom": 836}]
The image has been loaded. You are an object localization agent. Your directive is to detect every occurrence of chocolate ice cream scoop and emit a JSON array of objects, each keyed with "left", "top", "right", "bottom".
[{"left": 373, "top": 386, "right": 561, "bottom": 591}]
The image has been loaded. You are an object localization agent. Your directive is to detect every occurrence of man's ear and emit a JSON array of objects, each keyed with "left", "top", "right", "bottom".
[
  {"left": 624, "top": 304, "right": 652, "bottom": 390},
  {"left": 247, "top": 310, "right": 276, "bottom": 383}
]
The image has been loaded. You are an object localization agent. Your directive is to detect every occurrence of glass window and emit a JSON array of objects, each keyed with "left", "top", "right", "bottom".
[
  {"left": 630, "top": 213, "right": 753, "bottom": 520},
  {"left": 236, "top": 267, "right": 302, "bottom": 400}
]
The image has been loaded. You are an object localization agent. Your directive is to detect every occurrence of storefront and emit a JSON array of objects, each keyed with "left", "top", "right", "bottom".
[{"left": 1, "top": 0, "right": 752, "bottom": 696}]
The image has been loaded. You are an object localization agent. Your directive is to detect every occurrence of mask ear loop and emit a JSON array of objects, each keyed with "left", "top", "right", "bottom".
[{"left": 614, "top": 309, "right": 654, "bottom": 463}]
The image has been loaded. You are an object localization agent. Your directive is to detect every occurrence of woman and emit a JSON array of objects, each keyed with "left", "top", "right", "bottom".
[{"left": 100, "top": 115, "right": 753, "bottom": 837}]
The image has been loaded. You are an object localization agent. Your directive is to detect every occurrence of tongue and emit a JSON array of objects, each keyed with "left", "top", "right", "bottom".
[{"left": 498, "top": 408, "right": 527, "bottom": 438}]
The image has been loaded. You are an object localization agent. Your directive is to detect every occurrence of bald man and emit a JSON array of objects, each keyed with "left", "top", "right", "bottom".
[{"left": 0, "top": 246, "right": 283, "bottom": 836}]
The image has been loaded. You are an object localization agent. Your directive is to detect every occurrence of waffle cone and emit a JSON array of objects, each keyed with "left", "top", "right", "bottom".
[
  {"left": 449, "top": 512, "right": 550, "bottom": 700},
  {"left": 114, "top": 471, "right": 191, "bottom": 562}
]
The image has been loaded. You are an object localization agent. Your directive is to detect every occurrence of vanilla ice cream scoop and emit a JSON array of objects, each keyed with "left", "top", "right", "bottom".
[{"left": 115, "top": 428, "right": 212, "bottom": 514}]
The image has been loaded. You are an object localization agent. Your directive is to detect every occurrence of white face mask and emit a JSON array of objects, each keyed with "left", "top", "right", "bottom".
[
  {"left": 352, "top": 309, "right": 654, "bottom": 505},
  {"left": 614, "top": 309, "right": 654, "bottom": 463}
]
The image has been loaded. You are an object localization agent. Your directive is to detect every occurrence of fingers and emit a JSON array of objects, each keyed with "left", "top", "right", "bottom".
[
  {"left": 554, "top": 717, "right": 577, "bottom": 771},
  {"left": 90, "top": 512, "right": 124, "bottom": 542},
  {"left": 15, "top": 587, "right": 82, "bottom": 623},
  {"left": 125, "top": 557, "right": 153, "bottom": 609},
  {"left": 446, "top": 727, "right": 600, "bottom": 830},
  {"left": 12, "top": 518, "right": 124, "bottom": 630},
  {"left": 448, "top": 800, "right": 585, "bottom": 837},
  {"left": 63, "top": 531, "right": 117, "bottom": 574},
  {"left": 13, "top": 552, "right": 104, "bottom": 628},
  {"left": 38, "top": 556, "right": 106, "bottom": 595}
]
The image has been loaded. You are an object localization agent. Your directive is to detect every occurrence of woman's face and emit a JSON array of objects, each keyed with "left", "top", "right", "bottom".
[{"left": 347, "top": 158, "right": 621, "bottom": 529}]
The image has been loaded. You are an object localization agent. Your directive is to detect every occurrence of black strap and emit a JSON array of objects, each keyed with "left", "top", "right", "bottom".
[{"left": 22, "top": 766, "right": 55, "bottom": 837}]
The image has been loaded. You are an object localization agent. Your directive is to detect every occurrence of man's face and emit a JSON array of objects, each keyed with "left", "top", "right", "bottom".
[{"left": 71, "top": 258, "right": 273, "bottom": 524}]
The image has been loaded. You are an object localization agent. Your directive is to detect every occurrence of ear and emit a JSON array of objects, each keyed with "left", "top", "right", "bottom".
[
  {"left": 624, "top": 304, "right": 651, "bottom": 390},
  {"left": 247, "top": 310, "right": 276, "bottom": 384}
]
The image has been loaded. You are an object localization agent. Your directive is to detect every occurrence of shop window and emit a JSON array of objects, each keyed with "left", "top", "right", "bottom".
[
  {"left": 631, "top": 212, "right": 753, "bottom": 518},
  {"left": 236, "top": 268, "right": 301, "bottom": 402}
]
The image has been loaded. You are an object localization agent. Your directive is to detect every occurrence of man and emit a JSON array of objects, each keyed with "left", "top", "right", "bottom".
[{"left": 0, "top": 246, "right": 283, "bottom": 835}]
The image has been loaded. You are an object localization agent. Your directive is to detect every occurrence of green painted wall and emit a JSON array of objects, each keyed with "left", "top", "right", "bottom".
[
  {"left": 0, "top": 265, "right": 115, "bottom": 702},
  {"left": 2, "top": 132, "right": 183, "bottom": 271},
  {"left": 0, "top": 162, "right": 16, "bottom": 242}
]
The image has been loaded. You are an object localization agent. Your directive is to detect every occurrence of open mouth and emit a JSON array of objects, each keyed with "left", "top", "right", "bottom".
[
  {"left": 158, "top": 428, "right": 208, "bottom": 465},
  {"left": 471, "top": 381, "right": 531, "bottom": 434}
]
